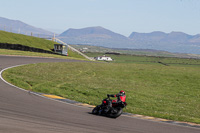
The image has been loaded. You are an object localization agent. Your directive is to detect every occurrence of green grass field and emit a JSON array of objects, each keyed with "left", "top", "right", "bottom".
[
  {"left": 2, "top": 62, "right": 200, "bottom": 124},
  {"left": 86, "top": 52, "right": 200, "bottom": 66}
]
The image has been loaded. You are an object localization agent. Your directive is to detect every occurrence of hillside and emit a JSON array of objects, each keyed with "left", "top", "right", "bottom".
[
  {"left": 0, "top": 30, "right": 54, "bottom": 51},
  {"left": 0, "top": 17, "right": 53, "bottom": 37},
  {"left": 0, "top": 31, "right": 88, "bottom": 60}
]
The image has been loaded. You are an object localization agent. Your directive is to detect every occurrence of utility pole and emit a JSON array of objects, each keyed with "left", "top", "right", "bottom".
[{"left": 52, "top": 33, "right": 56, "bottom": 42}]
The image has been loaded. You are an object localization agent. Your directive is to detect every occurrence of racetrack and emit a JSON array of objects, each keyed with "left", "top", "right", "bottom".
[{"left": 0, "top": 55, "right": 199, "bottom": 133}]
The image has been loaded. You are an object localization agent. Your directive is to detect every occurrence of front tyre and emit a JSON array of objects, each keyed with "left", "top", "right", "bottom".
[{"left": 92, "top": 106, "right": 99, "bottom": 114}]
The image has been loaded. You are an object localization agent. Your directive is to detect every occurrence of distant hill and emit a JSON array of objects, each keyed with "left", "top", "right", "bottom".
[
  {"left": 0, "top": 17, "right": 53, "bottom": 37},
  {"left": 129, "top": 31, "right": 200, "bottom": 54},
  {"left": 58, "top": 26, "right": 133, "bottom": 48},
  {"left": 59, "top": 27, "right": 200, "bottom": 54},
  {"left": 129, "top": 31, "right": 194, "bottom": 43},
  {"left": 129, "top": 31, "right": 167, "bottom": 42}
]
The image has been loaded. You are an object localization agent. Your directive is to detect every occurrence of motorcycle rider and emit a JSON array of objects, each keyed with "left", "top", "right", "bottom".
[{"left": 105, "top": 90, "right": 126, "bottom": 112}]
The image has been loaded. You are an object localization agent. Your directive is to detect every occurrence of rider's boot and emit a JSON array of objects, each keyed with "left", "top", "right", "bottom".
[
  {"left": 104, "top": 100, "right": 112, "bottom": 113},
  {"left": 104, "top": 106, "right": 110, "bottom": 113}
]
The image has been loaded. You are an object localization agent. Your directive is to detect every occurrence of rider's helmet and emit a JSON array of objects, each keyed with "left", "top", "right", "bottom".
[{"left": 119, "top": 90, "right": 125, "bottom": 95}]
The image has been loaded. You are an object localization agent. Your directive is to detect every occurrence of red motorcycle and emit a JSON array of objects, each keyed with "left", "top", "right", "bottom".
[{"left": 92, "top": 95, "right": 127, "bottom": 118}]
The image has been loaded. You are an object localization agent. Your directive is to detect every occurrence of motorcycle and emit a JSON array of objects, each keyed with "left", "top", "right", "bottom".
[{"left": 92, "top": 95, "right": 127, "bottom": 118}]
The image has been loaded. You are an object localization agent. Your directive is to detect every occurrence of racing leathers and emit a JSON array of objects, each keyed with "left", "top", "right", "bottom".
[{"left": 105, "top": 92, "right": 126, "bottom": 112}]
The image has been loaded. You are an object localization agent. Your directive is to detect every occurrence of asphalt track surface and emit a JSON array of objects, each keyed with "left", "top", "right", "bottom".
[{"left": 0, "top": 55, "right": 199, "bottom": 133}]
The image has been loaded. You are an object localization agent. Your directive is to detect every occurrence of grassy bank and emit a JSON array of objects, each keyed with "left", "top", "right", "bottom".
[
  {"left": 0, "top": 31, "right": 86, "bottom": 60},
  {"left": 0, "top": 30, "right": 54, "bottom": 51},
  {"left": 2, "top": 62, "right": 200, "bottom": 124}
]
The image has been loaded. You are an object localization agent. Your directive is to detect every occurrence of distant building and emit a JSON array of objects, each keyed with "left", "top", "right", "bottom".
[
  {"left": 54, "top": 44, "right": 68, "bottom": 56},
  {"left": 95, "top": 55, "right": 113, "bottom": 61},
  {"left": 83, "top": 47, "right": 88, "bottom": 50}
]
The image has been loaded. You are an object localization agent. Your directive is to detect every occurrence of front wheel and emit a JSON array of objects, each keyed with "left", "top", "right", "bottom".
[
  {"left": 92, "top": 106, "right": 99, "bottom": 114},
  {"left": 109, "top": 107, "right": 123, "bottom": 118}
]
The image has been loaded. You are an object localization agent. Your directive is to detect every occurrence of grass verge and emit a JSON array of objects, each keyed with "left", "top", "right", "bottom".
[{"left": 2, "top": 62, "right": 200, "bottom": 124}]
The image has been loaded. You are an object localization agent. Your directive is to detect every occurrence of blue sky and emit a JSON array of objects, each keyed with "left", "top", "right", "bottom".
[{"left": 0, "top": 0, "right": 200, "bottom": 36}]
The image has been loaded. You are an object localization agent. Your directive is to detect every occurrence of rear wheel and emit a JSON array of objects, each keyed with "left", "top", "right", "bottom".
[{"left": 109, "top": 107, "right": 123, "bottom": 118}]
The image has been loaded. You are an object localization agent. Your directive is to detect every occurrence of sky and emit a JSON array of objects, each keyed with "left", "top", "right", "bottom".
[{"left": 0, "top": 0, "right": 200, "bottom": 36}]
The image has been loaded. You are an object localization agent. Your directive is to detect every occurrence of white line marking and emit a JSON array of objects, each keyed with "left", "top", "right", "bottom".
[
  {"left": 0, "top": 64, "right": 92, "bottom": 109},
  {"left": 0, "top": 64, "right": 28, "bottom": 92}
]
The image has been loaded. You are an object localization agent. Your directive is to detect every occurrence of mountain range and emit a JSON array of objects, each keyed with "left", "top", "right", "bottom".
[
  {"left": 0, "top": 16, "right": 199, "bottom": 54},
  {"left": 58, "top": 27, "right": 200, "bottom": 54},
  {"left": 129, "top": 31, "right": 200, "bottom": 54},
  {"left": 0, "top": 17, "right": 53, "bottom": 37}
]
